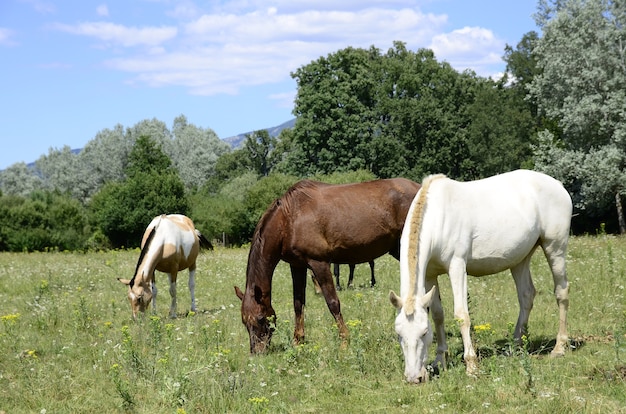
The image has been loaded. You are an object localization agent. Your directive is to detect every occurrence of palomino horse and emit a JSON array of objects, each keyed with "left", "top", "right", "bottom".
[
  {"left": 389, "top": 170, "right": 572, "bottom": 383},
  {"left": 234, "top": 178, "right": 421, "bottom": 354},
  {"left": 118, "top": 214, "right": 213, "bottom": 319},
  {"left": 333, "top": 261, "right": 375, "bottom": 290}
]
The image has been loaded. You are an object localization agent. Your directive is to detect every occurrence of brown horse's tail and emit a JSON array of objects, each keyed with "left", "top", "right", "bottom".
[
  {"left": 404, "top": 173, "right": 445, "bottom": 316},
  {"left": 196, "top": 230, "right": 214, "bottom": 251}
]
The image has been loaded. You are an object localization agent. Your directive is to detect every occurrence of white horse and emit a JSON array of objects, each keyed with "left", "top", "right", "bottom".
[
  {"left": 389, "top": 170, "right": 572, "bottom": 383},
  {"left": 118, "top": 214, "right": 213, "bottom": 319}
]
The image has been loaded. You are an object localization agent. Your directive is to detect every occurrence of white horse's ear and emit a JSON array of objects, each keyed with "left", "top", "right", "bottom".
[
  {"left": 118, "top": 278, "right": 131, "bottom": 286},
  {"left": 420, "top": 286, "right": 437, "bottom": 308},
  {"left": 389, "top": 290, "right": 403, "bottom": 309}
]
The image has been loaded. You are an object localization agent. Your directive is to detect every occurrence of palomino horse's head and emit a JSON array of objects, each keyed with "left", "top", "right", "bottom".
[
  {"left": 235, "top": 285, "right": 276, "bottom": 354},
  {"left": 118, "top": 278, "right": 153, "bottom": 319},
  {"left": 389, "top": 286, "right": 437, "bottom": 384}
]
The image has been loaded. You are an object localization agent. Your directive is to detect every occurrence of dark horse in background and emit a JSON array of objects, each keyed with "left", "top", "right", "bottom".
[
  {"left": 333, "top": 261, "right": 375, "bottom": 290},
  {"left": 312, "top": 262, "right": 375, "bottom": 293},
  {"left": 234, "top": 178, "right": 421, "bottom": 353}
]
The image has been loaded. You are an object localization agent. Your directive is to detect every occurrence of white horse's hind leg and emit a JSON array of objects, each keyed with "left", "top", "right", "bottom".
[
  {"left": 427, "top": 277, "right": 447, "bottom": 371},
  {"left": 448, "top": 257, "right": 478, "bottom": 376},
  {"left": 542, "top": 241, "right": 569, "bottom": 357},
  {"left": 188, "top": 268, "right": 197, "bottom": 312},
  {"left": 168, "top": 273, "right": 177, "bottom": 318},
  {"left": 510, "top": 253, "right": 536, "bottom": 343}
]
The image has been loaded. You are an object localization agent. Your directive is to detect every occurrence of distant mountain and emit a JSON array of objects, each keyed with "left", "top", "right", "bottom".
[
  {"left": 222, "top": 118, "right": 296, "bottom": 149},
  {"left": 4, "top": 119, "right": 297, "bottom": 171}
]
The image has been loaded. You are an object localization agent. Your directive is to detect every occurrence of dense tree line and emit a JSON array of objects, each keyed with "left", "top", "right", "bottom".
[{"left": 0, "top": 0, "right": 624, "bottom": 251}]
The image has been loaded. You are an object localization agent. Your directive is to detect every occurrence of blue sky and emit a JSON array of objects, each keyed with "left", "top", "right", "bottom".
[{"left": 0, "top": 0, "right": 539, "bottom": 169}]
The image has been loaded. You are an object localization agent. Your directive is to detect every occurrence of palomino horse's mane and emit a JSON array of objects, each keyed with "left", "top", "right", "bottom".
[
  {"left": 129, "top": 218, "right": 161, "bottom": 288},
  {"left": 404, "top": 173, "right": 446, "bottom": 315}
]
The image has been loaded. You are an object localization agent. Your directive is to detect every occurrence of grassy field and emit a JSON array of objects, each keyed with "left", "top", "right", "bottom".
[{"left": 0, "top": 236, "right": 625, "bottom": 413}]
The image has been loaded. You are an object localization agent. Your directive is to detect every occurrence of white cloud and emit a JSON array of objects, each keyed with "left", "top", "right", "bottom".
[
  {"left": 19, "top": 0, "right": 55, "bottom": 14},
  {"left": 96, "top": 4, "right": 109, "bottom": 17},
  {"left": 54, "top": 3, "right": 508, "bottom": 96},
  {"left": 269, "top": 91, "right": 297, "bottom": 109},
  {"left": 0, "top": 28, "right": 16, "bottom": 46},
  {"left": 52, "top": 22, "right": 177, "bottom": 47},
  {"left": 429, "top": 26, "right": 505, "bottom": 75}
]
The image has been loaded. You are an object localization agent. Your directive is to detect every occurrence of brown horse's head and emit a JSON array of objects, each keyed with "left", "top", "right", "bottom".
[
  {"left": 235, "top": 285, "right": 276, "bottom": 354},
  {"left": 118, "top": 278, "right": 153, "bottom": 319}
]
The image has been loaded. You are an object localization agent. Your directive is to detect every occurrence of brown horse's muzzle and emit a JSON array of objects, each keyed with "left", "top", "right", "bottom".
[
  {"left": 249, "top": 333, "right": 271, "bottom": 354},
  {"left": 247, "top": 320, "right": 275, "bottom": 354},
  {"left": 244, "top": 312, "right": 275, "bottom": 354}
]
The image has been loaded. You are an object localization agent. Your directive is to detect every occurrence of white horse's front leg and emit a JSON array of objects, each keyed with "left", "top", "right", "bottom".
[
  {"left": 188, "top": 268, "right": 197, "bottom": 312},
  {"left": 427, "top": 278, "right": 447, "bottom": 372},
  {"left": 151, "top": 281, "right": 158, "bottom": 313},
  {"left": 449, "top": 257, "right": 477, "bottom": 376},
  {"left": 168, "top": 273, "right": 177, "bottom": 318}
]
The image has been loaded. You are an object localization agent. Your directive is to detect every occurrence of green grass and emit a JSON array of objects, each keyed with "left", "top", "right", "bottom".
[{"left": 0, "top": 236, "right": 625, "bottom": 413}]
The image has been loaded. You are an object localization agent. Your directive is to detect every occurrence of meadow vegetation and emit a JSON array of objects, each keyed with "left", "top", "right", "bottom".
[{"left": 1, "top": 236, "right": 625, "bottom": 413}]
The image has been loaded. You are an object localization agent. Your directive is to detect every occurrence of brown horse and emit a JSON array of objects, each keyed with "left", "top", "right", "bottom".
[{"left": 234, "top": 178, "right": 421, "bottom": 354}]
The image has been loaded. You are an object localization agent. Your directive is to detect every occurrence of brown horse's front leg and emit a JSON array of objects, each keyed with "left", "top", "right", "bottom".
[
  {"left": 309, "top": 261, "right": 349, "bottom": 347},
  {"left": 290, "top": 265, "right": 307, "bottom": 345}
]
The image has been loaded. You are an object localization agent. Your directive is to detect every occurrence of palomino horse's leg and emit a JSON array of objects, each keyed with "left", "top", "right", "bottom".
[
  {"left": 448, "top": 256, "right": 478, "bottom": 376},
  {"left": 541, "top": 240, "right": 570, "bottom": 357},
  {"left": 151, "top": 280, "right": 158, "bottom": 313},
  {"left": 290, "top": 265, "right": 307, "bottom": 345},
  {"left": 168, "top": 272, "right": 178, "bottom": 318},
  {"left": 510, "top": 253, "right": 536, "bottom": 343},
  {"left": 309, "top": 261, "right": 349, "bottom": 347},
  {"left": 188, "top": 267, "right": 197, "bottom": 313},
  {"left": 427, "top": 277, "right": 447, "bottom": 372}
]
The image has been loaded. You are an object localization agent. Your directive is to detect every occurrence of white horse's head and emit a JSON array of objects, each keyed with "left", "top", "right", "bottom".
[{"left": 389, "top": 286, "right": 437, "bottom": 384}]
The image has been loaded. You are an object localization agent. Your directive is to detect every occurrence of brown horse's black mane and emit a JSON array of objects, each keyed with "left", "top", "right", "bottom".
[{"left": 129, "top": 226, "right": 157, "bottom": 288}]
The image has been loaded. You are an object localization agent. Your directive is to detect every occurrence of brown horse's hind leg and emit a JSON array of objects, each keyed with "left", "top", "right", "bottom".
[
  {"left": 308, "top": 261, "right": 349, "bottom": 348},
  {"left": 290, "top": 265, "right": 307, "bottom": 345}
]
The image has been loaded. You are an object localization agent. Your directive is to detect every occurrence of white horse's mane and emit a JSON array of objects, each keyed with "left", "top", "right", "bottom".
[{"left": 404, "top": 173, "right": 446, "bottom": 315}]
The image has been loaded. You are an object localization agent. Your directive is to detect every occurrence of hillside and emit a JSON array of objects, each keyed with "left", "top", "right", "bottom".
[
  {"left": 222, "top": 118, "right": 296, "bottom": 149},
  {"left": 12, "top": 119, "right": 296, "bottom": 169}
]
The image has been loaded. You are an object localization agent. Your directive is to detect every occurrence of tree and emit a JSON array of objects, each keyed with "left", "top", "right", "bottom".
[
  {"left": 0, "top": 162, "right": 42, "bottom": 197},
  {"left": 243, "top": 130, "right": 277, "bottom": 177},
  {"left": 77, "top": 123, "right": 132, "bottom": 202},
  {"left": 531, "top": 0, "right": 626, "bottom": 150},
  {"left": 0, "top": 190, "right": 89, "bottom": 251},
  {"left": 89, "top": 136, "right": 189, "bottom": 247},
  {"left": 291, "top": 46, "right": 380, "bottom": 176},
  {"left": 533, "top": 131, "right": 626, "bottom": 233},
  {"left": 463, "top": 77, "right": 535, "bottom": 178},
  {"left": 170, "top": 114, "right": 230, "bottom": 190},
  {"left": 529, "top": 0, "right": 626, "bottom": 232},
  {"left": 35, "top": 146, "right": 82, "bottom": 198},
  {"left": 375, "top": 43, "right": 476, "bottom": 180},
  {"left": 289, "top": 41, "right": 533, "bottom": 181}
]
